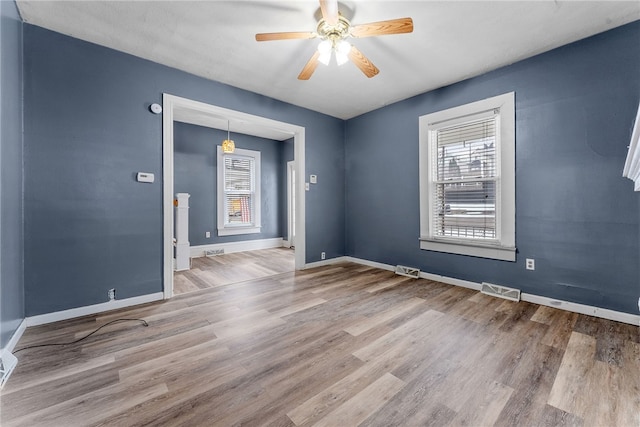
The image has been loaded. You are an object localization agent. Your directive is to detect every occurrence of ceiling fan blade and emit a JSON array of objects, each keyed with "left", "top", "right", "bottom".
[
  {"left": 256, "top": 31, "right": 316, "bottom": 42},
  {"left": 350, "top": 17, "right": 414, "bottom": 38},
  {"left": 319, "top": 0, "right": 339, "bottom": 25},
  {"left": 298, "top": 51, "right": 321, "bottom": 80},
  {"left": 348, "top": 45, "right": 379, "bottom": 78}
]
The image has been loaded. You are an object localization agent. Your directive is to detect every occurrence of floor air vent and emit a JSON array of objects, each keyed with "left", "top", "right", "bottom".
[
  {"left": 394, "top": 265, "right": 420, "bottom": 278},
  {"left": 481, "top": 282, "right": 521, "bottom": 302},
  {"left": 0, "top": 351, "right": 18, "bottom": 389},
  {"left": 205, "top": 248, "right": 225, "bottom": 256}
]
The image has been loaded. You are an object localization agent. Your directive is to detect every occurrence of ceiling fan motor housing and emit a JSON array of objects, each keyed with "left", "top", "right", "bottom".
[{"left": 317, "top": 15, "right": 351, "bottom": 43}]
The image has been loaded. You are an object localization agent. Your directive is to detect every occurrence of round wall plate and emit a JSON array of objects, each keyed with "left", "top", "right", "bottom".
[{"left": 150, "top": 103, "right": 163, "bottom": 114}]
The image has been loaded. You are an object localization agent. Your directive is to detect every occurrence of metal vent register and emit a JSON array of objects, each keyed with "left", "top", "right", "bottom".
[{"left": 481, "top": 282, "right": 521, "bottom": 302}]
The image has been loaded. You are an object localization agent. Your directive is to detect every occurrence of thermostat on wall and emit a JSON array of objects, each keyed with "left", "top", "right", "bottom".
[{"left": 137, "top": 172, "right": 155, "bottom": 183}]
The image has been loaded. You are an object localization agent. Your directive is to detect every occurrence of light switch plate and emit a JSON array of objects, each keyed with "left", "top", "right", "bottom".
[{"left": 305, "top": 182, "right": 310, "bottom": 191}]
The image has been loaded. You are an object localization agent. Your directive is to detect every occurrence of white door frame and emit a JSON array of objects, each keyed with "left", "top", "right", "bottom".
[
  {"left": 162, "top": 93, "right": 306, "bottom": 299},
  {"left": 286, "top": 160, "right": 296, "bottom": 248}
]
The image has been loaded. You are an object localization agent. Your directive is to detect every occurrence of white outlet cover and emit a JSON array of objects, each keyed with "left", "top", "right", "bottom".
[{"left": 310, "top": 174, "right": 317, "bottom": 184}]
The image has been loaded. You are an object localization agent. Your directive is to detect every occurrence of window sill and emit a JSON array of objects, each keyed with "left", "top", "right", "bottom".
[
  {"left": 420, "top": 238, "right": 516, "bottom": 261},
  {"left": 218, "top": 226, "right": 261, "bottom": 237}
]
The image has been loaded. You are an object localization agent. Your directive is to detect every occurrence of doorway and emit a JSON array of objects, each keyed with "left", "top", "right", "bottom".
[{"left": 162, "top": 94, "right": 306, "bottom": 299}]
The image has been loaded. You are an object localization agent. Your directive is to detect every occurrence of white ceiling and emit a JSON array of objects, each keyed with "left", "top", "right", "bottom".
[{"left": 16, "top": 1, "right": 640, "bottom": 120}]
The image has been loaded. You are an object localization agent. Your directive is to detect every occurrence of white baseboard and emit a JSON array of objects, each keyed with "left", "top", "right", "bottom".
[
  {"left": 521, "top": 293, "right": 639, "bottom": 326},
  {"left": 190, "top": 238, "right": 284, "bottom": 258},
  {"left": 304, "top": 256, "right": 348, "bottom": 269},
  {"left": 2, "top": 319, "right": 27, "bottom": 354},
  {"left": 341, "top": 256, "right": 389, "bottom": 271},
  {"left": 26, "top": 292, "right": 164, "bottom": 327},
  {"left": 341, "top": 257, "right": 482, "bottom": 291},
  {"left": 332, "top": 256, "right": 640, "bottom": 326}
]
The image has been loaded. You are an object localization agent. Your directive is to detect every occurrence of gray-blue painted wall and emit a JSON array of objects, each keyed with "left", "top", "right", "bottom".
[
  {"left": 23, "top": 24, "right": 344, "bottom": 316},
  {"left": 174, "top": 122, "right": 292, "bottom": 246},
  {"left": 0, "top": 0, "right": 24, "bottom": 349},
  {"left": 345, "top": 21, "right": 640, "bottom": 315}
]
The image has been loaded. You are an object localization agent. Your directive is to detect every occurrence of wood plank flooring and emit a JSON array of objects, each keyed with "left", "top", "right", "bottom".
[
  {"left": 173, "top": 248, "right": 295, "bottom": 295},
  {"left": 2, "top": 261, "right": 638, "bottom": 426}
]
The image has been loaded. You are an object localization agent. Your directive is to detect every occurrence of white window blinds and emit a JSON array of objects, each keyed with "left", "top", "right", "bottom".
[
  {"left": 432, "top": 115, "right": 497, "bottom": 240},
  {"left": 223, "top": 155, "right": 255, "bottom": 226}
]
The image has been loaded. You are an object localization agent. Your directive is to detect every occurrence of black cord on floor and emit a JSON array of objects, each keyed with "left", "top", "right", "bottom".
[{"left": 12, "top": 318, "right": 149, "bottom": 354}]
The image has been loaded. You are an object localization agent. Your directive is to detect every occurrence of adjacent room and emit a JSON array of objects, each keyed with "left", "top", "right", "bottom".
[{"left": 1, "top": 1, "right": 639, "bottom": 426}]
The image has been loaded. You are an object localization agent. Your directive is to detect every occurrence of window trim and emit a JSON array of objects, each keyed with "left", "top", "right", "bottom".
[
  {"left": 217, "top": 146, "right": 261, "bottom": 236},
  {"left": 419, "top": 92, "right": 516, "bottom": 261},
  {"left": 623, "top": 102, "right": 640, "bottom": 191}
]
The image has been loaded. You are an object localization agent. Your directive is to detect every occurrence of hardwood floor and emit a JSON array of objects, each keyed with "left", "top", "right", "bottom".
[
  {"left": 173, "top": 247, "right": 295, "bottom": 295},
  {"left": 2, "top": 262, "right": 638, "bottom": 426}
]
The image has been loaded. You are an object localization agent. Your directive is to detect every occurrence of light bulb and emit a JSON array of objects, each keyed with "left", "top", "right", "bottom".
[
  {"left": 335, "top": 40, "right": 351, "bottom": 66},
  {"left": 336, "top": 40, "right": 351, "bottom": 55},
  {"left": 318, "top": 52, "right": 332, "bottom": 65},
  {"left": 317, "top": 40, "right": 333, "bottom": 65},
  {"left": 317, "top": 40, "right": 332, "bottom": 54}
]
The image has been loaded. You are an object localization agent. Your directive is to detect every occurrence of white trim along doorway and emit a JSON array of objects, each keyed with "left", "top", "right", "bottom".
[
  {"left": 162, "top": 93, "right": 306, "bottom": 299},
  {"left": 286, "top": 160, "right": 296, "bottom": 248}
]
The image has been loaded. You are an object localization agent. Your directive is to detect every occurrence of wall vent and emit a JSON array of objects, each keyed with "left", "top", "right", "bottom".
[
  {"left": 481, "top": 282, "right": 521, "bottom": 302},
  {"left": 205, "top": 249, "right": 225, "bottom": 256},
  {"left": 394, "top": 265, "right": 420, "bottom": 279},
  {"left": 0, "top": 351, "right": 18, "bottom": 389}
]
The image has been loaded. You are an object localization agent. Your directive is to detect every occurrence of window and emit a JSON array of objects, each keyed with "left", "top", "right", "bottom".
[
  {"left": 217, "top": 147, "right": 261, "bottom": 236},
  {"left": 419, "top": 92, "right": 515, "bottom": 261}
]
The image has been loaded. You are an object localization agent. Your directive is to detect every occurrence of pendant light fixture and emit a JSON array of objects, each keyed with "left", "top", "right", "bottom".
[{"left": 222, "top": 119, "right": 235, "bottom": 153}]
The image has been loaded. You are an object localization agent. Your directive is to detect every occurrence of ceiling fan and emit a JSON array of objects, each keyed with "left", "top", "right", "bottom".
[{"left": 255, "top": 0, "right": 413, "bottom": 80}]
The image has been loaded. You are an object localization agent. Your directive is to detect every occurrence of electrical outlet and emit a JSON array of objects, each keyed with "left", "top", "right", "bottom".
[
  {"left": 108, "top": 288, "right": 116, "bottom": 301},
  {"left": 205, "top": 231, "right": 211, "bottom": 238},
  {"left": 321, "top": 252, "right": 326, "bottom": 260},
  {"left": 525, "top": 258, "right": 535, "bottom": 270}
]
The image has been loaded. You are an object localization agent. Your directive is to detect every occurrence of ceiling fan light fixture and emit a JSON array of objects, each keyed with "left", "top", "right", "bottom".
[
  {"left": 317, "top": 40, "right": 332, "bottom": 65},
  {"left": 335, "top": 40, "right": 351, "bottom": 66},
  {"left": 318, "top": 52, "right": 332, "bottom": 65},
  {"left": 256, "top": 0, "right": 414, "bottom": 80},
  {"left": 335, "top": 51, "right": 348, "bottom": 66}
]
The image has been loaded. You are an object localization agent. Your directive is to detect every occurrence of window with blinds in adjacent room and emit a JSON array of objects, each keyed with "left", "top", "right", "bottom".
[
  {"left": 217, "top": 147, "right": 261, "bottom": 236},
  {"left": 419, "top": 92, "right": 515, "bottom": 261}
]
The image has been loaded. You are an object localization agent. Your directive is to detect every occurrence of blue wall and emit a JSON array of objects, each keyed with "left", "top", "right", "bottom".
[
  {"left": 345, "top": 21, "right": 640, "bottom": 315},
  {"left": 23, "top": 24, "right": 344, "bottom": 316},
  {"left": 0, "top": 0, "right": 24, "bottom": 349},
  {"left": 174, "top": 122, "right": 291, "bottom": 246}
]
